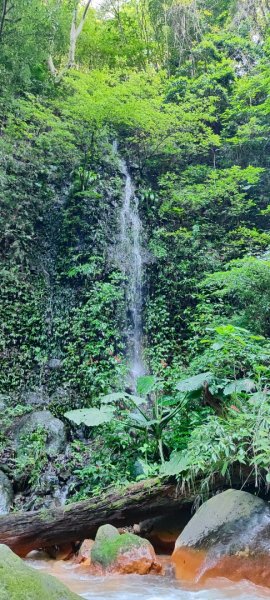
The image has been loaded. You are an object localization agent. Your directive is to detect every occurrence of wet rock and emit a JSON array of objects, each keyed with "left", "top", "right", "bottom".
[
  {"left": 0, "top": 471, "right": 13, "bottom": 514},
  {"left": 0, "top": 544, "right": 80, "bottom": 600},
  {"left": 12, "top": 410, "right": 66, "bottom": 456},
  {"left": 172, "top": 489, "right": 270, "bottom": 587},
  {"left": 91, "top": 526, "right": 162, "bottom": 575},
  {"left": 22, "top": 389, "right": 50, "bottom": 406},
  {"left": 76, "top": 539, "right": 95, "bottom": 565}
]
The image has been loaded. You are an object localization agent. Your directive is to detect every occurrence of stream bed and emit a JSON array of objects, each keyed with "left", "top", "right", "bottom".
[{"left": 27, "top": 558, "right": 270, "bottom": 600}]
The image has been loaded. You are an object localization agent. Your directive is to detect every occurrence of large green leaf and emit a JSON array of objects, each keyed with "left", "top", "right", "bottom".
[
  {"left": 136, "top": 375, "right": 156, "bottom": 396},
  {"left": 64, "top": 406, "right": 115, "bottom": 427},
  {"left": 100, "top": 392, "right": 126, "bottom": 404},
  {"left": 223, "top": 378, "right": 256, "bottom": 396},
  {"left": 176, "top": 372, "right": 213, "bottom": 393},
  {"left": 161, "top": 452, "right": 190, "bottom": 476}
]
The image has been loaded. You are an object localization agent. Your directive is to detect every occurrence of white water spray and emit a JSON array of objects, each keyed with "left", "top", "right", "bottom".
[{"left": 115, "top": 145, "right": 145, "bottom": 384}]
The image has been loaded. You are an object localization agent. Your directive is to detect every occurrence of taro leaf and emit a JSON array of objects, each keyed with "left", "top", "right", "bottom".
[
  {"left": 101, "top": 392, "right": 145, "bottom": 406},
  {"left": 129, "top": 410, "right": 150, "bottom": 428},
  {"left": 161, "top": 452, "right": 190, "bottom": 476},
  {"left": 176, "top": 372, "right": 213, "bottom": 393},
  {"left": 64, "top": 406, "right": 115, "bottom": 427},
  {"left": 100, "top": 392, "right": 127, "bottom": 404},
  {"left": 136, "top": 375, "right": 156, "bottom": 396},
  {"left": 129, "top": 395, "right": 145, "bottom": 406},
  {"left": 223, "top": 379, "right": 256, "bottom": 396}
]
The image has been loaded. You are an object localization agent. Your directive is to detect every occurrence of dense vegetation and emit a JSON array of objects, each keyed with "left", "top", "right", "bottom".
[{"left": 0, "top": 0, "right": 270, "bottom": 508}]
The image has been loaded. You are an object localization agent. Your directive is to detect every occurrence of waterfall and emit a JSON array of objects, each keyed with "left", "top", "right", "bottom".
[{"left": 115, "top": 146, "right": 145, "bottom": 385}]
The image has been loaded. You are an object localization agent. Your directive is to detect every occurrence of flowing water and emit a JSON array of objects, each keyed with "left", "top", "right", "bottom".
[
  {"left": 27, "top": 558, "right": 270, "bottom": 600},
  {"left": 117, "top": 150, "right": 145, "bottom": 383}
]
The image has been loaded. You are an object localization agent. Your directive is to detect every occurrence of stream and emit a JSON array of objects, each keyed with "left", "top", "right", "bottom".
[{"left": 27, "top": 557, "right": 270, "bottom": 600}]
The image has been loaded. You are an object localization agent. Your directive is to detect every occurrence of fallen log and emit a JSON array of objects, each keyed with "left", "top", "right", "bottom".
[{"left": 0, "top": 478, "right": 191, "bottom": 556}]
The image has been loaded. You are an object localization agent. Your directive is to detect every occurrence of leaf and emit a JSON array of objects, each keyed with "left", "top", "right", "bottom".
[
  {"left": 161, "top": 452, "right": 190, "bottom": 476},
  {"left": 211, "top": 342, "right": 224, "bottom": 351},
  {"left": 223, "top": 379, "right": 256, "bottom": 396},
  {"left": 129, "top": 395, "right": 146, "bottom": 406},
  {"left": 100, "top": 392, "right": 126, "bottom": 404},
  {"left": 136, "top": 375, "right": 156, "bottom": 396},
  {"left": 176, "top": 372, "right": 213, "bottom": 393},
  {"left": 221, "top": 461, "right": 229, "bottom": 476},
  {"left": 64, "top": 407, "right": 115, "bottom": 427},
  {"left": 129, "top": 410, "right": 150, "bottom": 428}
]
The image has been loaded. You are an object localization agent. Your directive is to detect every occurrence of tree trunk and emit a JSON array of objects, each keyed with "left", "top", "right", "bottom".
[{"left": 0, "top": 479, "right": 189, "bottom": 557}]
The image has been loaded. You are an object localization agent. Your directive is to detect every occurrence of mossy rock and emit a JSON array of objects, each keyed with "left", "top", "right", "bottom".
[
  {"left": 95, "top": 524, "right": 119, "bottom": 543},
  {"left": 91, "top": 532, "right": 152, "bottom": 568},
  {"left": 0, "top": 544, "right": 80, "bottom": 600}
]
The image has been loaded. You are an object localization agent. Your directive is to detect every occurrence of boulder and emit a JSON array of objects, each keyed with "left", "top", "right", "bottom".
[
  {"left": 12, "top": 410, "right": 66, "bottom": 456},
  {"left": 91, "top": 525, "right": 162, "bottom": 575},
  {"left": 172, "top": 489, "right": 270, "bottom": 587},
  {"left": 0, "top": 471, "right": 13, "bottom": 514},
  {"left": 0, "top": 544, "right": 80, "bottom": 600}
]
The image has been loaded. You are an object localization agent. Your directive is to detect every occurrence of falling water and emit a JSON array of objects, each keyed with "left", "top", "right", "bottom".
[{"left": 116, "top": 147, "right": 145, "bottom": 384}]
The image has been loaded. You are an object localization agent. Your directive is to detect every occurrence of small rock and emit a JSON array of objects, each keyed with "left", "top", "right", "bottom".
[
  {"left": 0, "top": 471, "right": 13, "bottom": 514},
  {"left": 91, "top": 527, "right": 162, "bottom": 575}
]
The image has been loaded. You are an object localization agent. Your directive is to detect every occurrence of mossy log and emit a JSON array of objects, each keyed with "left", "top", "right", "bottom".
[{"left": 0, "top": 478, "right": 190, "bottom": 557}]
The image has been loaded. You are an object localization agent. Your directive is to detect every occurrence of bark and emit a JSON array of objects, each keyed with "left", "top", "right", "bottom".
[
  {"left": 47, "top": 54, "right": 57, "bottom": 77},
  {"left": 48, "top": 0, "right": 91, "bottom": 78},
  {"left": 0, "top": 0, "right": 8, "bottom": 40},
  {"left": 67, "top": 0, "right": 92, "bottom": 68},
  {"left": 0, "top": 479, "right": 188, "bottom": 557}
]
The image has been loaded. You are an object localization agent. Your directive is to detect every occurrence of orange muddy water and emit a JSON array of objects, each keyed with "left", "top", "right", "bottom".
[{"left": 26, "top": 555, "right": 270, "bottom": 600}]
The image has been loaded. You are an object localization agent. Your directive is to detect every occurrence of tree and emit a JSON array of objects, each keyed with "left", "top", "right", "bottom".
[{"left": 47, "top": 0, "right": 92, "bottom": 78}]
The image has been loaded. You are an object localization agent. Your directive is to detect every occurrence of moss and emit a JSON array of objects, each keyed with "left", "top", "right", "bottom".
[
  {"left": 91, "top": 532, "right": 151, "bottom": 568},
  {"left": 0, "top": 545, "right": 80, "bottom": 600}
]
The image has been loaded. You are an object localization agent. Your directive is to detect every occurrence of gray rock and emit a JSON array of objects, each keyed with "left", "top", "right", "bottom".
[
  {"left": 0, "top": 471, "right": 13, "bottom": 514},
  {"left": 0, "top": 544, "right": 80, "bottom": 599},
  {"left": 174, "top": 489, "right": 266, "bottom": 551},
  {"left": 172, "top": 489, "right": 270, "bottom": 586},
  {"left": 22, "top": 389, "right": 50, "bottom": 406},
  {"left": 12, "top": 410, "right": 66, "bottom": 456},
  {"left": 95, "top": 524, "right": 120, "bottom": 543}
]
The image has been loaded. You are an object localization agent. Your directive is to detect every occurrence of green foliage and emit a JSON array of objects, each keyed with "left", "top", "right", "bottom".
[{"left": 1, "top": 0, "right": 270, "bottom": 505}]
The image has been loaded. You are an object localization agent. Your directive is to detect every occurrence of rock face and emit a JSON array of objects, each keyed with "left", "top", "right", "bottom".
[
  {"left": 91, "top": 524, "right": 162, "bottom": 575},
  {"left": 0, "top": 471, "right": 13, "bottom": 514},
  {"left": 12, "top": 410, "right": 66, "bottom": 456},
  {"left": 0, "top": 544, "right": 80, "bottom": 600},
  {"left": 172, "top": 489, "right": 270, "bottom": 587}
]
